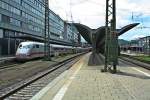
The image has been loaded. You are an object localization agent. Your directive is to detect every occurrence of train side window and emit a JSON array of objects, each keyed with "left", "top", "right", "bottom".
[
  {"left": 32, "top": 45, "right": 34, "bottom": 48},
  {"left": 36, "top": 45, "right": 39, "bottom": 48},
  {"left": 27, "top": 45, "right": 31, "bottom": 48}
]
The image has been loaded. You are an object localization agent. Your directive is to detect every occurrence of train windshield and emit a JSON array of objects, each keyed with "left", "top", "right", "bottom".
[
  {"left": 19, "top": 44, "right": 32, "bottom": 49},
  {"left": 19, "top": 44, "right": 22, "bottom": 48}
]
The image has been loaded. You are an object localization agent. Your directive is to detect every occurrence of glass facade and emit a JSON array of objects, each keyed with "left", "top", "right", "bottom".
[
  {"left": 21, "top": 0, "right": 45, "bottom": 36},
  {"left": 0, "top": 1, "right": 21, "bottom": 15},
  {"left": 10, "top": 18, "right": 21, "bottom": 27},
  {"left": 22, "top": 1, "right": 44, "bottom": 18},
  {"left": 12, "top": 0, "right": 21, "bottom": 4},
  {"left": 66, "top": 24, "right": 78, "bottom": 43},
  {"left": 49, "top": 10, "right": 64, "bottom": 39},
  {"left": 0, "top": 0, "right": 45, "bottom": 36},
  {"left": 0, "top": 0, "right": 79, "bottom": 56}
]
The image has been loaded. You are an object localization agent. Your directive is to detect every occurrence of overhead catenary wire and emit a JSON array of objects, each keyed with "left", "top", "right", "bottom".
[{"left": 131, "top": 12, "right": 150, "bottom": 30}]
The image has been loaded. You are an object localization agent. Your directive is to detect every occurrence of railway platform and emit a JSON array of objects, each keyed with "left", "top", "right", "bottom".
[
  {"left": 31, "top": 53, "right": 150, "bottom": 100},
  {"left": 0, "top": 56, "right": 15, "bottom": 60},
  {"left": 0, "top": 56, "right": 15, "bottom": 63}
]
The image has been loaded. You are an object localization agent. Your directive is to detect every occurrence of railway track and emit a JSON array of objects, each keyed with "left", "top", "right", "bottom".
[
  {"left": 99, "top": 53, "right": 150, "bottom": 72},
  {"left": 0, "top": 59, "right": 43, "bottom": 70},
  {"left": 0, "top": 63, "right": 21, "bottom": 70},
  {"left": 0, "top": 57, "right": 21, "bottom": 70},
  {"left": 0, "top": 53, "right": 84, "bottom": 100},
  {"left": 0, "top": 53, "right": 148, "bottom": 100},
  {"left": 120, "top": 56, "right": 150, "bottom": 70}
]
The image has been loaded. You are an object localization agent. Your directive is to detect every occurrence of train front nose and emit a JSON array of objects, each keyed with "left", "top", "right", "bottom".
[{"left": 16, "top": 49, "right": 30, "bottom": 60}]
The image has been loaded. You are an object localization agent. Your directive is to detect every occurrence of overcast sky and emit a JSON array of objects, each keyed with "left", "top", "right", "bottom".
[{"left": 49, "top": 0, "right": 150, "bottom": 40}]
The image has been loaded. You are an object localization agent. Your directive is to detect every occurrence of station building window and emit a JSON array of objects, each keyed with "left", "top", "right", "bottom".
[
  {"left": 22, "top": 11, "right": 44, "bottom": 26},
  {"left": 10, "top": 7, "right": 21, "bottom": 15},
  {"left": 0, "top": 14, "right": 1, "bottom": 22},
  {"left": 0, "top": 29, "right": 3, "bottom": 38},
  {"left": 22, "top": 1, "right": 44, "bottom": 18},
  {"left": 12, "top": 0, "right": 21, "bottom": 4},
  {"left": 1, "top": 15, "right": 10, "bottom": 23},
  {"left": 0, "top": 1, "right": 21, "bottom": 16},
  {"left": 4, "top": 30, "right": 15, "bottom": 38},
  {"left": 10, "top": 18, "right": 21, "bottom": 27}
]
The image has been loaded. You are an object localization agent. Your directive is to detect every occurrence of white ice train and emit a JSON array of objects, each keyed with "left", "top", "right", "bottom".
[{"left": 16, "top": 41, "right": 90, "bottom": 60}]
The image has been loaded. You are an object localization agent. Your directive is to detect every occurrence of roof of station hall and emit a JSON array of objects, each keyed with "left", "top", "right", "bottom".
[{"left": 72, "top": 23, "right": 139, "bottom": 45}]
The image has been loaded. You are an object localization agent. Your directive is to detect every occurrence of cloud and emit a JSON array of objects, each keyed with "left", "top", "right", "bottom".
[
  {"left": 49, "top": 0, "right": 150, "bottom": 40},
  {"left": 49, "top": 0, "right": 106, "bottom": 28},
  {"left": 131, "top": 34, "right": 145, "bottom": 40}
]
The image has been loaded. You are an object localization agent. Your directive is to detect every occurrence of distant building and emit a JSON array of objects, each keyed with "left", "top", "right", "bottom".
[
  {"left": 80, "top": 42, "right": 91, "bottom": 48},
  {"left": 120, "top": 36, "right": 150, "bottom": 55},
  {"left": 0, "top": 0, "right": 80, "bottom": 56},
  {"left": 138, "top": 36, "right": 150, "bottom": 55}
]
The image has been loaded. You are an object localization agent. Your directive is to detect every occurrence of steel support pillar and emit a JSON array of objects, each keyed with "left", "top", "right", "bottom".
[
  {"left": 44, "top": 0, "right": 51, "bottom": 60},
  {"left": 102, "top": 0, "right": 118, "bottom": 73}
]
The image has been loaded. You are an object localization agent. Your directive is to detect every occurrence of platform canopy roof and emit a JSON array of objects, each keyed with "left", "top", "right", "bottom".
[
  {"left": 73, "top": 23, "right": 139, "bottom": 45},
  {"left": 72, "top": 23, "right": 139, "bottom": 53}
]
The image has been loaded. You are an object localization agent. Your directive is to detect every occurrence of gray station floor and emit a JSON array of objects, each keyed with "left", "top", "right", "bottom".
[
  {"left": 31, "top": 53, "right": 150, "bottom": 100},
  {"left": 0, "top": 56, "right": 15, "bottom": 60}
]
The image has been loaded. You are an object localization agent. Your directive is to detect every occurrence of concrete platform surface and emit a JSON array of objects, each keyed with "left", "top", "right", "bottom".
[
  {"left": 121, "top": 52, "right": 146, "bottom": 56},
  {"left": 0, "top": 56, "right": 15, "bottom": 61},
  {"left": 31, "top": 53, "right": 150, "bottom": 100}
]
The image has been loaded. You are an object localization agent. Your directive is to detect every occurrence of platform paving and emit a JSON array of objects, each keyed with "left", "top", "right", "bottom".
[
  {"left": 31, "top": 53, "right": 150, "bottom": 100},
  {"left": 0, "top": 56, "right": 15, "bottom": 62}
]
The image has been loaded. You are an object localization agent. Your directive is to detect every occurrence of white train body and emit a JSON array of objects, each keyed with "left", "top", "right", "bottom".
[
  {"left": 15, "top": 41, "right": 90, "bottom": 60},
  {"left": 16, "top": 42, "right": 44, "bottom": 60}
]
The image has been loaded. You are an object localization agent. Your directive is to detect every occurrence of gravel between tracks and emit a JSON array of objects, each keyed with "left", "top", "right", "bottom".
[{"left": 0, "top": 54, "right": 79, "bottom": 91}]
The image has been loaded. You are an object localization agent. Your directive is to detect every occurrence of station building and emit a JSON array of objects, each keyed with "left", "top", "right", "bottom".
[
  {"left": 0, "top": 0, "right": 80, "bottom": 56},
  {"left": 120, "top": 36, "right": 150, "bottom": 55},
  {"left": 138, "top": 36, "right": 150, "bottom": 55}
]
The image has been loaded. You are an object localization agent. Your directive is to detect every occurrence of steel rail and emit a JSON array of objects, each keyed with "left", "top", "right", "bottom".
[{"left": 0, "top": 53, "right": 86, "bottom": 99}]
